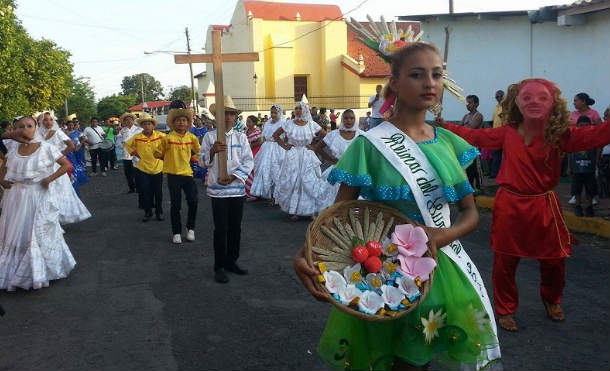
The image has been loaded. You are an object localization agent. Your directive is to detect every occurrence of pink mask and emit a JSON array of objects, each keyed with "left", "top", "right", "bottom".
[{"left": 517, "top": 82, "right": 554, "bottom": 121}]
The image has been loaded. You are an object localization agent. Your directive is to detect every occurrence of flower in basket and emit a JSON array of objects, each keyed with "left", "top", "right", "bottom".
[
  {"left": 343, "top": 263, "right": 364, "bottom": 285},
  {"left": 338, "top": 284, "right": 363, "bottom": 305},
  {"left": 323, "top": 270, "right": 346, "bottom": 294},
  {"left": 397, "top": 275, "right": 422, "bottom": 302},
  {"left": 358, "top": 291, "right": 385, "bottom": 315},
  {"left": 365, "top": 272, "right": 384, "bottom": 292},
  {"left": 391, "top": 224, "right": 428, "bottom": 257},
  {"left": 381, "top": 285, "right": 404, "bottom": 310}
]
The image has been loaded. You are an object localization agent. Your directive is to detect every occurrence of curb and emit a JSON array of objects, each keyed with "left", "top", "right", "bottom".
[{"left": 475, "top": 195, "right": 610, "bottom": 238}]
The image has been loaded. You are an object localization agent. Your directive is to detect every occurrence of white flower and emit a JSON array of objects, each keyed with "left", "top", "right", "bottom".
[
  {"left": 323, "top": 270, "right": 346, "bottom": 294},
  {"left": 421, "top": 308, "right": 446, "bottom": 344},
  {"left": 365, "top": 273, "right": 384, "bottom": 290},
  {"left": 380, "top": 285, "right": 404, "bottom": 310},
  {"left": 382, "top": 237, "right": 399, "bottom": 257},
  {"left": 343, "top": 263, "right": 363, "bottom": 284},
  {"left": 397, "top": 275, "right": 421, "bottom": 301},
  {"left": 358, "top": 291, "right": 385, "bottom": 315},
  {"left": 338, "top": 284, "right": 363, "bottom": 305}
]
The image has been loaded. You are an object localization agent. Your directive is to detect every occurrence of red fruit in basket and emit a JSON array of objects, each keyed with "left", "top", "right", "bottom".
[
  {"left": 351, "top": 245, "right": 369, "bottom": 263},
  {"left": 366, "top": 241, "right": 383, "bottom": 257},
  {"left": 364, "top": 256, "right": 382, "bottom": 273}
]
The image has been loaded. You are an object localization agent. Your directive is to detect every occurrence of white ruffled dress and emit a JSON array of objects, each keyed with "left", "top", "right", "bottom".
[
  {"left": 315, "top": 130, "right": 360, "bottom": 212},
  {"left": 45, "top": 131, "right": 91, "bottom": 224},
  {"left": 274, "top": 120, "right": 322, "bottom": 216},
  {"left": 249, "top": 119, "right": 286, "bottom": 199},
  {"left": 0, "top": 142, "right": 76, "bottom": 291}
]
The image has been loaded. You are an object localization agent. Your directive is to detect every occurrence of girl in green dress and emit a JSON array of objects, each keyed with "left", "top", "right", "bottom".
[{"left": 293, "top": 43, "right": 500, "bottom": 370}]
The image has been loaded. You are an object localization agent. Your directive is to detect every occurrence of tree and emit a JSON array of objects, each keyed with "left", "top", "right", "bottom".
[
  {"left": 0, "top": 0, "right": 73, "bottom": 121},
  {"left": 97, "top": 94, "right": 137, "bottom": 120},
  {"left": 57, "top": 77, "right": 96, "bottom": 125},
  {"left": 120, "top": 73, "right": 164, "bottom": 102},
  {"left": 168, "top": 85, "right": 196, "bottom": 102}
]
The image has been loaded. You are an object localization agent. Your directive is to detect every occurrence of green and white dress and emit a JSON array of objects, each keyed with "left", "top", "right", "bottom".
[{"left": 319, "top": 122, "right": 500, "bottom": 370}]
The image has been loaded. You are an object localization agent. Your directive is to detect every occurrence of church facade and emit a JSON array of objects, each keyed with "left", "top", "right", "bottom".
[{"left": 196, "top": 0, "right": 418, "bottom": 111}]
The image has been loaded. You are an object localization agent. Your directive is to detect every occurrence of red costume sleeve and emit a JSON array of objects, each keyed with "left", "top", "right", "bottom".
[
  {"left": 443, "top": 123, "right": 507, "bottom": 150},
  {"left": 560, "top": 121, "right": 610, "bottom": 153}
]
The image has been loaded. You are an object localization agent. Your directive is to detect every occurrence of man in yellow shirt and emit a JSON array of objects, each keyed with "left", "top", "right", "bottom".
[
  {"left": 491, "top": 89, "right": 504, "bottom": 178},
  {"left": 154, "top": 101, "right": 201, "bottom": 244},
  {"left": 125, "top": 113, "right": 165, "bottom": 222}
]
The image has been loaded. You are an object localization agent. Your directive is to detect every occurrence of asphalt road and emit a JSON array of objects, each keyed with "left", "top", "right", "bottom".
[{"left": 0, "top": 169, "right": 608, "bottom": 370}]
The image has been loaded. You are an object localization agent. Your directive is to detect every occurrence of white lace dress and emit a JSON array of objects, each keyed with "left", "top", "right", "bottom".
[
  {"left": 314, "top": 130, "right": 360, "bottom": 212},
  {"left": 249, "top": 119, "right": 286, "bottom": 199},
  {"left": 45, "top": 131, "right": 91, "bottom": 224},
  {"left": 0, "top": 142, "right": 77, "bottom": 291},
  {"left": 274, "top": 120, "right": 322, "bottom": 216}
]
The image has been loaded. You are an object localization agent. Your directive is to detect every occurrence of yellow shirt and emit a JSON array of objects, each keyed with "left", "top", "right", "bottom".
[
  {"left": 154, "top": 131, "right": 201, "bottom": 176},
  {"left": 125, "top": 131, "right": 165, "bottom": 175},
  {"left": 492, "top": 104, "right": 503, "bottom": 128}
]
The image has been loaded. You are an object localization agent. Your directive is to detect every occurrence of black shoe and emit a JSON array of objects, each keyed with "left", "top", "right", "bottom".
[
  {"left": 214, "top": 268, "right": 229, "bottom": 283},
  {"left": 156, "top": 213, "right": 165, "bottom": 221},
  {"left": 142, "top": 214, "right": 152, "bottom": 222},
  {"left": 226, "top": 263, "right": 248, "bottom": 275},
  {"left": 574, "top": 205, "right": 584, "bottom": 217},
  {"left": 127, "top": 189, "right": 136, "bottom": 194},
  {"left": 585, "top": 205, "right": 595, "bottom": 217}
]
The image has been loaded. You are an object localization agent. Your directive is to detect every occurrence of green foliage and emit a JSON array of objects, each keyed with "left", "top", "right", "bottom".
[
  {"left": 97, "top": 94, "right": 137, "bottom": 120},
  {"left": 120, "top": 73, "right": 164, "bottom": 102},
  {"left": 56, "top": 77, "right": 96, "bottom": 125},
  {"left": 168, "top": 85, "right": 196, "bottom": 102},
  {"left": 0, "top": 0, "right": 73, "bottom": 121}
]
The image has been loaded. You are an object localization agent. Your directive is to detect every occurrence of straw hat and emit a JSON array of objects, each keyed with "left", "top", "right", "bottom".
[
  {"left": 136, "top": 113, "right": 158, "bottom": 126},
  {"left": 167, "top": 107, "right": 193, "bottom": 129},
  {"left": 120, "top": 112, "right": 137, "bottom": 123},
  {"left": 209, "top": 96, "right": 242, "bottom": 116}
]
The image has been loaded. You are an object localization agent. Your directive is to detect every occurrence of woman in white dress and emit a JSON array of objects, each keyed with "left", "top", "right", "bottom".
[
  {"left": 0, "top": 116, "right": 76, "bottom": 291},
  {"left": 312, "top": 109, "right": 360, "bottom": 212},
  {"left": 272, "top": 101, "right": 326, "bottom": 221},
  {"left": 249, "top": 104, "right": 286, "bottom": 204},
  {"left": 38, "top": 112, "right": 91, "bottom": 224}
]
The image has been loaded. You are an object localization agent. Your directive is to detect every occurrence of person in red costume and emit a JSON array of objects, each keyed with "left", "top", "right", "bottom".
[{"left": 436, "top": 78, "right": 610, "bottom": 332}]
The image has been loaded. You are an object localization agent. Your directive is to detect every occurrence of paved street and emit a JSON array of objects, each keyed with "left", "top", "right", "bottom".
[{"left": 0, "top": 170, "right": 608, "bottom": 370}]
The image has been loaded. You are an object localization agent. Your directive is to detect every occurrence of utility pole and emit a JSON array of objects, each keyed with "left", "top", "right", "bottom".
[
  {"left": 449, "top": 0, "right": 454, "bottom": 14},
  {"left": 64, "top": 98, "right": 69, "bottom": 117},
  {"left": 140, "top": 75, "right": 145, "bottom": 104},
  {"left": 185, "top": 27, "right": 198, "bottom": 113}
]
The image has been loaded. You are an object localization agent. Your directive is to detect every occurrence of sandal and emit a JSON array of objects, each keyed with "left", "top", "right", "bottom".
[
  {"left": 543, "top": 301, "right": 565, "bottom": 322},
  {"left": 498, "top": 315, "right": 518, "bottom": 331},
  {"left": 288, "top": 215, "right": 299, "bottom": 222}
]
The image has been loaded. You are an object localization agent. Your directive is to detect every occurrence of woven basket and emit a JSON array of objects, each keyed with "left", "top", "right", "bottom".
[{"left": 305, "top": 200, "right": 437, "bottom": 322}]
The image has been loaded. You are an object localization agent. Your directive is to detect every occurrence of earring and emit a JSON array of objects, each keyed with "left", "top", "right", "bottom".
[{"left": 427, "top": 103, "right": 443, "bottom": 116}]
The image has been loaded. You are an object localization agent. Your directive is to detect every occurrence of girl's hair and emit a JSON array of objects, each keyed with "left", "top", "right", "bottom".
[
  {"left": 501, "top": 78, "right": 570, "bottom": 148},
  {"left": 247, "top": 115, "right": 258, "bottom": 124},
  {"left": 576, "top": 115, "right": 592, "bottom": 125},
  {"left": 170, "top": 100, "right": 187, "bottom": 109},
  {"left": 384, "top": 43, "right": 442, "bottom": 106},
  {"left": 575, "top": 92, "right": 595, "bottom": 106}
]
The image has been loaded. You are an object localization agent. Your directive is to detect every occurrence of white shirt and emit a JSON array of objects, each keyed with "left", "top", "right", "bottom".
[
  {"left": 602, "top": 144, "right": 610, "bottom": 155},
  {"left": 118, "top": 125, "right": 143, "bottom": 160},
  {"left": 368, "top": 94, "right": 385, "bottom": 118},
  {"left": 83, "top": 126, "right": 106, "bottom": 150},
  {"left": 200, "top": 129, "right": 254, "bottom": 198}
]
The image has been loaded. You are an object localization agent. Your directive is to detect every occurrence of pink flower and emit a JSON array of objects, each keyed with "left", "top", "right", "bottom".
[
  {"left": 396, "top": 255, "right": 436, "bottom": 282},
  {"left": 391, "top": 224, "right": 428, "bottom": 258}
]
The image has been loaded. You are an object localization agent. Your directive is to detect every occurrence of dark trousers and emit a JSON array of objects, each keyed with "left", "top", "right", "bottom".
[
  {"left": 491, "top": 150, "right": 503, "bottom": 177},
  {"left": 139, "top": 171, "right": 163, "bottom": 216},
  {"left": 167, "top": 174, "right": 198, "bottom": 234},
  {"left": 90, "top": 148, "right": 108, "bottom": 173},
  {"left": 211, "top": 196, "right": 245, "bottom": 271},
  {"left": 123, "top": 159, "right": 137, "bottom": 191},
  {"left": 108, "top": 146, "right": 117, "bottom": 168}
]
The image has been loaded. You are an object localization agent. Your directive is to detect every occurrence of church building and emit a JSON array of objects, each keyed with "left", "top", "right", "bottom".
[{"left": 196, "top": 0, "right": 418, "bottom": 111}]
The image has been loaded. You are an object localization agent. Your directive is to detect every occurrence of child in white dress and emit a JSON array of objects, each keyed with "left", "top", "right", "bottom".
[{"left": 0, "top": 116, "right": 76, "bottom": 291}]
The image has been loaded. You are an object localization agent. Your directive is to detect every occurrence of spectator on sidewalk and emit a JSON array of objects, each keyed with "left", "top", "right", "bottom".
[
  {"left": 83, "top": 117, "right": 108, "bottom": 176},
  {"left": 490, "top": 89, "right": 504, "bottom": 178},
  {"left": 461, "top": 94, "right": 483, "bottom": 191},
  {"left": 367, "top": 84, "right": 385, "bottom": 129},
  {"left": 329, "top": 108, "right": 337, "bottom": 130},
  {"left": 569, "top": 116, "right": 598, "bottom": 217},
  {"left": 570, "top": 93, "right": 601, "bottom": 125},
  {"left": 318, "top": 108, "right": 330, "bottom": 131}
]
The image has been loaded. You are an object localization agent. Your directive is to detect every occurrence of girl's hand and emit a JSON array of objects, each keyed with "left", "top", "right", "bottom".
[
  {"left": 0, "top": 180, "right": 12, "bottom": 189},
  {"left": 434, "top": 117, "right": 447, "bottom": 128},
  {"left": 211, "top": 141, "right": 227, "bottom": 154},
  {"left": 40, "top": 177, "right": 52, "bottom": 189},
  {"left": 293, "top": 248, "right": 330, "bottom": 302}
]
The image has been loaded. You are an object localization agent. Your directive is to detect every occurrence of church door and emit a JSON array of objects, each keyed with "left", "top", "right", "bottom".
[{"left": 294, "top": 76, "right": 308, "bottom": 101}]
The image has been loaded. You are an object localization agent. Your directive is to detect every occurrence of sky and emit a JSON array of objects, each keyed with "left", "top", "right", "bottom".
[{"left": 15, "top": 0, "right": 572, "bottom": 101}]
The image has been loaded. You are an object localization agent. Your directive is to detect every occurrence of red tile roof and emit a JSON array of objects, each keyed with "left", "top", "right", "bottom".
[
  {"left": 128, "top": 101, "right": 172, "bottom": 111},
  {"left": 243, "top": 0, "right": 342, "bottom": 22},
  {"left": 211, "top": 24, "right": 231, "bottom": 33},
  {"left": 346, "top": 22, "right": 420, "bottom": 78}
]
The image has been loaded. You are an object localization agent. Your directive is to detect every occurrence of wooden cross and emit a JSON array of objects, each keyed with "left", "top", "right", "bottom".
[{"left": 174, "top": 30, "right": 259, "bottom": 178}]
